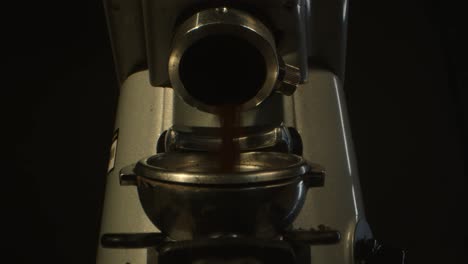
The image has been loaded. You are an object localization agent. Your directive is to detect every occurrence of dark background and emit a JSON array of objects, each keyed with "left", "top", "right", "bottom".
[{"left": 9, "top": 0, "right": 466, "bottom": 263}]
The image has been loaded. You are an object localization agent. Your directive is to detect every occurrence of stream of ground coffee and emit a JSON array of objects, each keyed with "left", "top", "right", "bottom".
[{"left": 217, "top": 105, "right": 242, "bottom": 172}]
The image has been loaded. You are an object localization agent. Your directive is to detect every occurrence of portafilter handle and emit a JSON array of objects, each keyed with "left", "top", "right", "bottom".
[{"left": 101, "top": 233, "right": 166, "bottom": 248}]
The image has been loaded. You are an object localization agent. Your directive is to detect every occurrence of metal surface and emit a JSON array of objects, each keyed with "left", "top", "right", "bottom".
[
  {"left": 96, "top": 72, "right": 170, "bottom": 264},
  {"left": 103, "top": 0, "right": 349, "bottom": 85},
  {"left": 163, "top": 125, "right": 295, "bottom": 153},
  {"left": 307, "top": 0, "right": 349, "bottom": 80},
  {"left": 283, "top": 69, "right": 368, "bottom": 264},
  {"left": 115, "top": 151, "right": 324, "bottom": 241},
  {"left": 136, "top": 176, "right": 307, "bottom": 240},
  {"left": 127, "top": 152, "right": 321, "bottom": 185},
  {"left": 145, "top": 0, "right": 309, "bottom": 87},
  {"left": 99, "top": 0, "right": 357, "bottom": 263},
  {"left": 277, "top": 63, "right": 302, "bottom": 96},
  {"left": 168, "top": 7, "right": 279, "bottom": 112},
  {"left": 102, "top": 0, "right": 146, "bottom": 84},
  {"left": 96, "top": 69, "right": 367, "bottom": 264},
  {"left": 101, "top": 229, "right": 340, "bottom": 249}
]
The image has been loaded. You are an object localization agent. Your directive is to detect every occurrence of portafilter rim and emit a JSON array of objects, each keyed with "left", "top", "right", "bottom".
[{"left": 134, "top": 152, "right": 310, "bottom": 185}]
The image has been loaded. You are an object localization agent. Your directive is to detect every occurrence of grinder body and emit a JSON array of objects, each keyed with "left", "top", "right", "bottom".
[{"left": 97, "top": 0, "right": 372, "bottom": 263}]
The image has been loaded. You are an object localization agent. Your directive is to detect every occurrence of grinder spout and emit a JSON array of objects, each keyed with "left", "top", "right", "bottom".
[{"left": 168, "top": 7, "right": 300, "bottom": 113}]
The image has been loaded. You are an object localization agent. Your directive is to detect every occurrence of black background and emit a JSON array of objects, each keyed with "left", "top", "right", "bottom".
[{"left": 9, "top": 0, "right": 467, "bottom": 263}]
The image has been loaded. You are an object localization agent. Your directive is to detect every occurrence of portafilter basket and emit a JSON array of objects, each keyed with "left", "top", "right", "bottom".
[{"left": 119, "top": 151, "right": 325, "bottom": 240}]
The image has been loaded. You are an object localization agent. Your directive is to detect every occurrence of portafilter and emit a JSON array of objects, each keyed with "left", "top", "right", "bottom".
[{"left": 119, "top": 151, "right": 325, "bottom": 240}]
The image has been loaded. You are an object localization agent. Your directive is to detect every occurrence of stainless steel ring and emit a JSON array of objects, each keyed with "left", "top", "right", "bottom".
[
  {"left": 168, "top": 7, "right": 280, "bottom": 113},
  {"left": 134, "top": 152, "right": 310, "bottom": 185}
]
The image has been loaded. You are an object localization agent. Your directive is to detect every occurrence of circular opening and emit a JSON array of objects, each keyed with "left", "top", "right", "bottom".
[
  {"left": 135, "top": 152, "right": 309, "bottom": 185},
  {"left": 147, "top": 152, "right": 302, "bottom": 172},
  {"left": 179, "top": 35, "right": 267, "bottom": 106}
]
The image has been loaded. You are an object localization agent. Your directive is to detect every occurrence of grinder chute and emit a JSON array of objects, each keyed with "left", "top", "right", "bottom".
[{"left": 168, "top": 7, "right": 301, "bottom": 113}]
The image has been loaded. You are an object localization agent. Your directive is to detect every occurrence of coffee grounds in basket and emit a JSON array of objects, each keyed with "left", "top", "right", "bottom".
[{"left": 217, "top": 105, "right": 242, "bottom": 172}]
